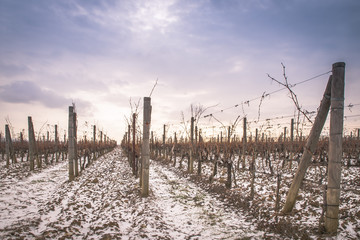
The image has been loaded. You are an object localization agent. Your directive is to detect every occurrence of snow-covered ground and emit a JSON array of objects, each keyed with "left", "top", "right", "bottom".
[
  {"left": 0, "top": 148, "right": 358, "bottom": 239},
  {"left": 0, "top": 148, "right": 272, "bottom": 239},
  {"left": 0, "top": 160, "right": 68, "bottom": 231},
  {"left": 149, "top": 161, "right": 268, "bottom": 239}
]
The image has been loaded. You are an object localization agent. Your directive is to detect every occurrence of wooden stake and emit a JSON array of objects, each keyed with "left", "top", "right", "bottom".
[
  {"left": 173, "top": 132, "right": 177, "bottom": 167},
  {"left": 325, "top": 62, "right": 345, "bottom": 233},
  {"left": 68, "top": 106, "right": 75, "bottom": 181},
  {"left": 197, "top": 129, "right": 202, "bottom": 175},
  {"left": 55, "top": 124, "right": 59, "bottom": 162},
  {"left": 73, "top": 111, "right": 78, "bottom": 177},
  {"left": 228, "top": 126, "right": 231, "bottom": 143},
  {"left": 188, "top": 117, "right": 194, "bottom": 173},
  {"left": 141, "top": 97, "right": 151, "bottom": 197},
  {"left": 5, "top": 124, "right": 14, "bottom": 167},
  {"left": 282, "top": 75, "right": 332, "bottom": 214},
  {"left": 163, "top": 124, "right": 166, "bottom": 159},
  {"left": 128, "top": 125, "right": 131, "bottom": 164},
  {"left": 28, "top": 117, "right": 36, "bottom": 171},
  {"left": 242, "top": 117, "right": 247, "bottom": 168},
  {"left": 132, "top": 113, "right": 137, "bottom": 176},
  {"left": 289, "top": 118, "right": 294, "bottom": 169}
]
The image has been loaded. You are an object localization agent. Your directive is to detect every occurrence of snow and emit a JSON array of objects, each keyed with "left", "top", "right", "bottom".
[
  {"left": 150, "top": 160, "right": 264, "bottom": 239},
  {"left": 0, "top": 161, "right": 68, "bottom": 230},
  {"left": 0, "top": 148, "right": 359, "bottom": 239},
  {"left": 172, "top": 153, "right": 359, "bottom": 239}
]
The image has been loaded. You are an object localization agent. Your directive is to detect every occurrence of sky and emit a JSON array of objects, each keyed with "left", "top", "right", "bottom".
[{"left": 1, "top": 0, "right": 360, "bottom": 143}]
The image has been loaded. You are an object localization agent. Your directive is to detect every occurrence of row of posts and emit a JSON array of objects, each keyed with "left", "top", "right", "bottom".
[
  {"left": 3, "top": 117, "right": 60, "bottom": 169},
  {"left": 3, "top": 117, "right": 113, "bottom": 169},
  {"left": 67, "top": 106, "right": 112, "bottom": 181}
]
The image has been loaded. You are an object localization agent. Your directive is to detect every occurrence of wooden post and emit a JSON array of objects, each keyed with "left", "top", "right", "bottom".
[
  {"left": 141, "top": 97, "right": 151, "bottom": 197},
  {"left": 73, "top": 111, "right": 78, "bottom": 177},
  {"left": 132, "top": 113, "right": 137, "bottom": 176},
  {"left": 282, "top": 75, "right": 332, "bottom": 214},
  {"left": 275, "top": 174, "right": 282, "bottom": 215},
  {"left": 228, "top": 126, "right": 231, "bottom": 143},
  {"left": 19, "top": 131, "right": 24, "bottom": 162},
  {"left": 5, "top": 124, "right": 14, "bottom": 167},
  {"left": 93, "top": 125, "right": 96, "bottom": 143},
  {"left": 288, "top": 119, "right": 294, "bottom": 168},
  {"left": 197, "top": 129, "right": 202, "bottom": 175},
  {"left": 163, "top": 124, "right": 166, "bottom": 159},
  {"left": 68, "top": 106, "right": 75, "bottom": 181},
  {"left": 188, "top": 117, "right": 194, "bottom": 173},
  {"left": 100, "top": 130, "right": 103, "bottom": 156},
  {"left": 195, "top": 125, "right": 198, "bottom": 168},
  {"left": 195, "top": 126, "right": 198, "bottom": 144},
  {"left": 37, "top": 136, "right": 42, "bottom": 168},
  {"left": 28, "top": 117, "right": 36, "bottom": 170},
  {"left": 242, "top": 117, "right": 247, "bottom": 168},
  {"left": 284, "top": 127, "right": 287, "bottom": 141},
  {"left": 0, "top": 133, "right": 2, "bottom": 160},
  {"left": 92, "top": 125, "right": 96, "bottom": 159},
  {"left": 128, "top": 125, "right": 131, "bottom": 164},
  {"left": 173, "top": 132, "right": 177, "bottom": 167},
  {"left": 325, "top": 62, "right": 345, "bottom": 233},
  {"left": 55, "top": 124, "right": 59, "bottom": 162}
]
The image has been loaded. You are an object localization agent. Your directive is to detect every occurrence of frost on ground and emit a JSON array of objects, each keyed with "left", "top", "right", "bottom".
[
  {"left": 170, "top": 154, "right": 360, "bottom": 240},
  {"left": 1, "top": 148, "right": 272, "bottom": 239}
]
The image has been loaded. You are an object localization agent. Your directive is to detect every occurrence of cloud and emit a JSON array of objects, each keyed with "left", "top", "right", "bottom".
[
  {"left": 0, "top": 81, "right": 71, "bottom": 108},
  {"left": 0, "top": 62, "right": 31, "bottom": 77},
  {"left": 129, "top": 0, "right": 179, "bottom": 33},
  {"left": 0, "top": 0, "right": 359, "bottom": 141}
]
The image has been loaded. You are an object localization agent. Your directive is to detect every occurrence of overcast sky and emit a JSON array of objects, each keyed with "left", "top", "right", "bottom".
[{"left": 1, "top": 0, "right": 359, "bottom": 142}]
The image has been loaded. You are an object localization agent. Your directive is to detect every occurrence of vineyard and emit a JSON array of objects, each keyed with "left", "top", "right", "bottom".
[
  {"left": 0, "top": 62, "right": 359, "bottom": 239},
  {"left": 120, "top": 127, "right": 359, "bottom": 238},
  {"left": 118, "top": 62, "right": 359, "bottom": 239},
  {"left": 0, "top": 130, "right": 116, "bottom": 174},
  {"left": 0, "top": 109, "right": 117, "bottom": 178}
]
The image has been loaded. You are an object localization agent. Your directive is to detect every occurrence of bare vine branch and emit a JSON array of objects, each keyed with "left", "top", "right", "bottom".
[
  {"left": 256, "top": 92, "right": 266, "bottom": 123},
  {"left": 149, "top": 78, "right": 158, "bottom": 97},
  {"left": 37, "top": 120, "right": 49, "bottom": 140},
  {"left": 267, "top": 63, "right": 313, "bottom": 124},
  {"left": 210, "top": 114, "right": 226, "bottom": 130},
  {"left": 229, "top": 115, "right": 240, "bottom": 136}
]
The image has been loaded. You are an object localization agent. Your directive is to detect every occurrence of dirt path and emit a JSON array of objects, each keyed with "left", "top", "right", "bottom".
[
  {"left": 0, "top": 148, "right": 269, "bottom": 239},
  {"left": 150, "top": 162, "right": 264, "bottom": 239}
]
